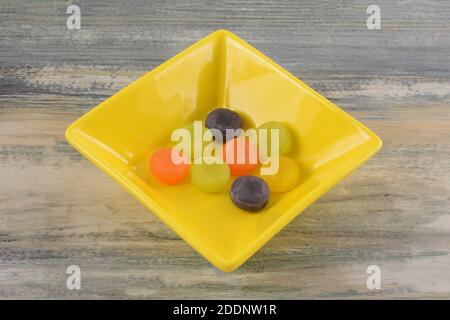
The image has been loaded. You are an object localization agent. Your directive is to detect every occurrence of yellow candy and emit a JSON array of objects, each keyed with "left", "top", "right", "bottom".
[{"left": 262, "top": 156, "right": 300, "bottom": 192}]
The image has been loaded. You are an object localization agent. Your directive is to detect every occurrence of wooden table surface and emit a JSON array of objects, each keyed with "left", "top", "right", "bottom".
[{"left": 1, "top": 0, "right": 449, "bottom": 299}]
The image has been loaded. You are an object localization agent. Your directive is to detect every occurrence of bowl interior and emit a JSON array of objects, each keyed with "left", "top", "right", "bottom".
[{"left": 66, "top": 30, "right": 381, "bottom": 271}]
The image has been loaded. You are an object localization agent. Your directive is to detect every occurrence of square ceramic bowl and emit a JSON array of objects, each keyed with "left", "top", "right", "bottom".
[{"left": 65, "top": 30, "right": 382, "bottom": 272}]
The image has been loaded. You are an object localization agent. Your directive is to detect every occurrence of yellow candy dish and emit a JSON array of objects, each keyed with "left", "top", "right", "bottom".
[{"left": 65, "top": 30, "right": 382, "bottom": 272}]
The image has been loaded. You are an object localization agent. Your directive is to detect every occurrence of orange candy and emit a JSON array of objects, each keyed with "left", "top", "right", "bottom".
[
  {"left": 222, "top": 138, "right": 258, "bottom": 176},
  {"left": 150, "top": 147, "right": 189, "bottom": 185}
]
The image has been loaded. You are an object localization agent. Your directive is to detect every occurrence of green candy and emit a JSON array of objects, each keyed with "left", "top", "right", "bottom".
[
  {"left": 257, "top": 121, "right": 293, "bottom": 156},
  {"left": 190, "top": 158, "right": 230, "bottom": 193},
  {"left": 171, "top": 121, "right": 213, "bottom": 161}
]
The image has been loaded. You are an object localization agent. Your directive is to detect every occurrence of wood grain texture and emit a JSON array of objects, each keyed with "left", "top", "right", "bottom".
[{"left": 1, "top": 0, "right": 449, "bottom": 299}]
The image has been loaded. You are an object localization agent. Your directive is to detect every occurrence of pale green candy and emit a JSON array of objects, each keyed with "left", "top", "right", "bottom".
[
  {"left": 172, "top": 121, "right": 213, "bottom": 161},
  {"left": 190, "top": 158, "right": 230, "bottom": 193},
  {"left": 257, "top": 121, "right": 293, "bottom": 156}
]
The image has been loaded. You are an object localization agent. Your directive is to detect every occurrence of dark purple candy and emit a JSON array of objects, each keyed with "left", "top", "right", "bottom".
[
  {"left": 205, "top": 108, "right": 243, "bottom": 142},
  {"left": 230, "top": 176, "right": 270, "bottom": 212}
]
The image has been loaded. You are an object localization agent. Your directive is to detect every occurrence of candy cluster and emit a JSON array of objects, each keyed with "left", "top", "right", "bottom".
[{"left": 149, "top": 108, "right": 300, "bottom": 212}]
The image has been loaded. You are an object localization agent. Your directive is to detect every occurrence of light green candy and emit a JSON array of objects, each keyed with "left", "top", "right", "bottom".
[
  {"left": 190, "top": 157, "right": 230, "bottom": 193},
  {"left": 257, "top": 121, "right": 293, "bottom": 156},
  {"left": 172, "top": 122, "right": 214, "bottom": 161}
]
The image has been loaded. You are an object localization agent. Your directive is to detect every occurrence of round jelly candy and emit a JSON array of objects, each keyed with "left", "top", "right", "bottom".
[
  {"left": 205, "top": 108, "right": 243, "bottom": 142},
  {"left": 222, "top": 138, "right": 258, "bottom": 176},
  {"left": 230, "top": 176, "right": 270, "bottom": 212},
  {"left": 257, "top": 121, "right": 293, "bottom": 156},
  {"left": 150, "top": 147, "right": 189, "bottom": 185},
  {"left": 190, "top": 157, "right": 230, "bottom": 193},
  {"left": 262, "top": 156, "right": 300, "bottom": 192},
  {"left": 172, "top": 121, "right": 212, "bottom": 161}
]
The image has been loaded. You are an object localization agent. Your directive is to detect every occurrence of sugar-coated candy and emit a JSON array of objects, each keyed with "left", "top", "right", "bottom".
[
  {"left": 150, "top": 147, "right": 189, "bottom": 185},
  {"left": 230, "top": 176, "right": 270, "bottom": 212},
  {"left": 190, "top": 157, "right": 230, "bottom": 193},
  {"left": 205, "top": 108, "right": 243, "bottom": 142},
  {"left": 257, "top": 121, "right": 293, "bottom": 156},
  {"left": 262, "top": 156, "right": 300, "bottom": 192}
]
